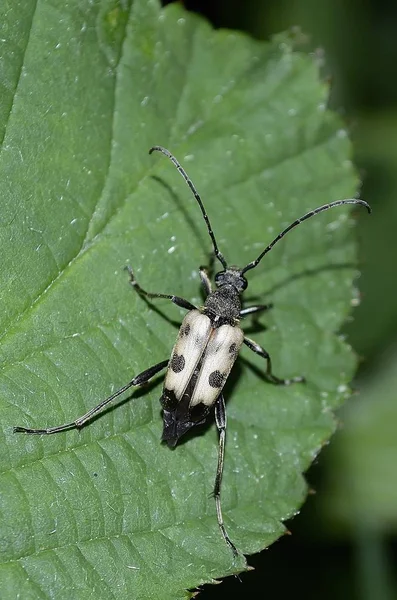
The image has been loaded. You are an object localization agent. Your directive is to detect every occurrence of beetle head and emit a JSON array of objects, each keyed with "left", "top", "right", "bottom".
[{"left": 214, "top": 267, "right": 248, "bottom": 292}]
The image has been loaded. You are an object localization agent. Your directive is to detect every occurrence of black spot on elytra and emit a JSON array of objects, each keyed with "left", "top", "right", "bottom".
[
  {"left": 229, "top": 342, "right": 237, "bottom": 355},
  {"left": 171, "top": 353, "right": 185, "bottom": 373},
  {"left": 208, "top": 370, "right": 224, "bottom": 388},
  {"left": 183, "top": 323, "right": 190, "bottom": 336}
]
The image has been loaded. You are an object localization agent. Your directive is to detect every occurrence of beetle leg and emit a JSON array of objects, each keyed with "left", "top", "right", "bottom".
[
  {"left": 126, "top": 266, "right": 196, "bottom": 311},
  {"left": 14, "top": 360, "right": 169, "bottom": 435},
  {"left": 207, "top": 250, "right": 216, "bottom": 277},
  {"left": 214, "top": 394, "right": 239, "bottom": 557},
  {"left": 243, "top": 336, "right": 305, "bottom": 385},
  {"left": 240, "top": 303, "right": 273, "bottom": 317},
  {"left": 199, "top": 266, "right": 212, "bottom": 295}
]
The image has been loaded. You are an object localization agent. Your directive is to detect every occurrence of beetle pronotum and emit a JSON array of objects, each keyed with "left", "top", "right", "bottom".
[{"left": 15, "top": 146, "right": 371, "bottom": 556}]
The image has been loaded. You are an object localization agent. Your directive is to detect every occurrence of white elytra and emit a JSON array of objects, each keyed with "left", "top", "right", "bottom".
[
  {"left": 192, "top": 323, "right": 244, "bottom": 406},
  {"left": 164, "top": 309, "right": 244, "bottom": 407},
  {"left": 165, "top": 310, "right": 211, "bottom": 400}
]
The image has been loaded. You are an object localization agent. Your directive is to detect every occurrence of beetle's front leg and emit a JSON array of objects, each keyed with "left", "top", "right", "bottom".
[
  {"left": 243, "top": 336, "right": 304, "bottom": 385},
  {"left": 126, "top": 266, "right": 196, "bottom": 311},
  {"left": 240, "top": 303, "right": 273, "bottom": 318},
  {"left": 199, "top": 266, "right": 212, "bottom": 295},
  {"left": 14, "top": 360, "right": 169, "bottom": 435}
]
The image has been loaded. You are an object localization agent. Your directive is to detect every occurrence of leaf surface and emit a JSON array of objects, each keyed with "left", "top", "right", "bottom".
[{"left": 0, "top": 1, "right": 362, "bottom": 598}]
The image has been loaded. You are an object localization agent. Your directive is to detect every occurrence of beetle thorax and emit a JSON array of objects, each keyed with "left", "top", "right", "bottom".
[{"left": 203, "top": 285, "right": 241, "bottom": 326}]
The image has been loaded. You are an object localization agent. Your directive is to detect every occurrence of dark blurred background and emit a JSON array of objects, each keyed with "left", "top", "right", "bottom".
[{"left": 163, "top": 1, "right": 397, "bottom": 598}]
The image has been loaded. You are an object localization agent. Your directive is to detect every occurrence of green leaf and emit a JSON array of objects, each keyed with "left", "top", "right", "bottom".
[{"left": 0, "top": 0, "right": 363, "bottom": 598}]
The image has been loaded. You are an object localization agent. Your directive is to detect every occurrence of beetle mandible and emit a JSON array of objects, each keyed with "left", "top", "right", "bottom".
[{"left": 15, "top": 146, "right": 371, "bottom": 556}]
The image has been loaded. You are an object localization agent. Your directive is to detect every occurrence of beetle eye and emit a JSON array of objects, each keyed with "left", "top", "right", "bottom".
[
  {"left": 240, "top": 277, "right": 248, "bottom": 291},
  {"left": 214, "top": 271, "right": 224, "bottom": 286}
]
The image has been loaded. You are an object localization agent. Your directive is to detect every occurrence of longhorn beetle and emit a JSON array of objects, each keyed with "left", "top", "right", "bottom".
[{"left": 15, "top": 146, "right": 371, "bottom": 557}]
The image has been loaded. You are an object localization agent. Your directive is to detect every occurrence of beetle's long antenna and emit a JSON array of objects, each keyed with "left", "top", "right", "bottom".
[
  {"left": 241, "top": 199, "right": 371, "bottom": 275},
  {"left": 149, "top": 146, "right": 228, "bottom": 270}
]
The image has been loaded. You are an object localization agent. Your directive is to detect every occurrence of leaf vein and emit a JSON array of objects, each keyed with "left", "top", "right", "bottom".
[{"left": 0, "top": 0, "right": 38, "bottom": 149}]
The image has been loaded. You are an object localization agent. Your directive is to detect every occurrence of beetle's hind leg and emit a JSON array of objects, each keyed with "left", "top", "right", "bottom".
[
  {"left": 213, "top": 394, "right": 239, "bottom": 558},
  {"left": 126, "top": 266, "right": 196, "bottom": 311},
  {"left": 14, "top": 360, "right": 169, "bottom": 435},
  {"left": 243, "top": 336, "right": 304, "bottom": 385}
]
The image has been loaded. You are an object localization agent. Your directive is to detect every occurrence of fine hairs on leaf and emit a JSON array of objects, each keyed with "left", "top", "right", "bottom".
[{"left": 0, "top": 1, "right": 365, "bottom": 599}]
